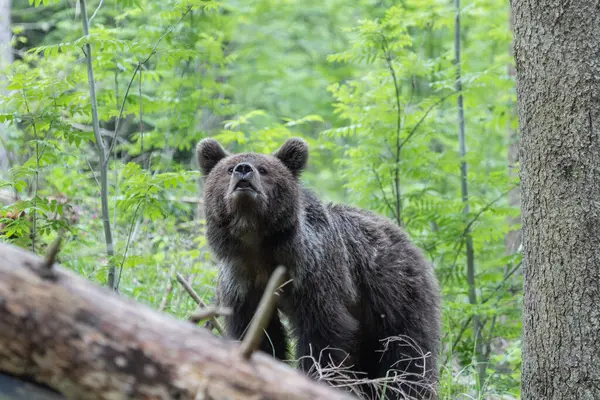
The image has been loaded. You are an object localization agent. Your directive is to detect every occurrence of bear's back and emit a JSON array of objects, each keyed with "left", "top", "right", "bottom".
[{"left": 299, "top": 188, "right": 431, "bottom": 280}]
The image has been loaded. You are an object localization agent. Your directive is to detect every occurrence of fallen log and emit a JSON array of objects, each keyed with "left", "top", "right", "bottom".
[{"left": 0, "top": 243, "right": 354, "bottom": 400}]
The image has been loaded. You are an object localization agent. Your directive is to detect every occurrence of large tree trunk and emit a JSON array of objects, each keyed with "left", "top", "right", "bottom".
[
  {"left": 0, "top": 243, "right": 353, "bottom": 400},
  {"left": 512, "top": 1, "right": 600, "bottom": 399}
]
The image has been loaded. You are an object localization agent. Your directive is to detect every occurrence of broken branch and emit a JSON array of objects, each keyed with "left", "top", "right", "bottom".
[{"left": 175, "top": 271, "right": 225, "bottom": 335}]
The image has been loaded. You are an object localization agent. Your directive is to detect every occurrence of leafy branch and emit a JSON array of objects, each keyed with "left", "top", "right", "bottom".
[
  {"left": 448, "top": 260, "right": 522, "bottom": 359},
  {"left": 398, "top": 91, "right": 458, "bottom": 151},
  {"left": 78, "top": 3, "right": 192, "bottom": 289},
  {"left": 443, "top": 187, "right": 514, "bottom": 287},
  {"left": 107, "top": 6, "right": 193, "bottom": 159}
]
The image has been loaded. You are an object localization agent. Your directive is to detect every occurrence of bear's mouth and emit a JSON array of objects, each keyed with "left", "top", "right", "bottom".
[{"left": 234, "top": 179, "right": 256, "bottom": 192}]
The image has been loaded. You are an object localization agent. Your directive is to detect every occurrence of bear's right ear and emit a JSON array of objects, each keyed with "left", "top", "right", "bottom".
[{"left": 196, "top": 138, "right": 229, "bottom": 176}]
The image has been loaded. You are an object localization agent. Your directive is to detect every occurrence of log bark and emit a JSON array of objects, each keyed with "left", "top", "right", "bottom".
[
  {"left": 512, "top": 0, "right": 600, "bottom": 398},
  {"left": 0, "top": 243, "right": 354, "bottom": 400}
]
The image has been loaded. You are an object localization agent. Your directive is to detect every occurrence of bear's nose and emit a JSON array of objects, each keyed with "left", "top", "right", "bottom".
[{"left": 234, "top": 162, "right": 254, "bottom": 177}]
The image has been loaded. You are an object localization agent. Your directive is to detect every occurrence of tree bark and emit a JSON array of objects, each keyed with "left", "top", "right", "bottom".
[
  {"left": 512, "top": 1, "right": 600, "bottom": 399},
  {"left": 0, "top": 243, "right": 353, "bottom": 400}
]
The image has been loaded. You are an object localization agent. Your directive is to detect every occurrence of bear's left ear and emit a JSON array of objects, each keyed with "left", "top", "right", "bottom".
[
  {"left": 274, "top": 137, "right": 309, "bottom": 177},
  {"left": 196, "top": 138, "right": 229, "bottom": 176}
]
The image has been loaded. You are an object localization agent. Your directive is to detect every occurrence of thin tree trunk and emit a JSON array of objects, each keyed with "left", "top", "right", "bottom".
[
  {"left": 512, "top": 1, "right": 600, "bottom": 398},
  {"left": 454, "top": 0, "right": 483, "bottom": 388},
  {"left": 79, "top": 0, "right": 116, "bottom": 289}
]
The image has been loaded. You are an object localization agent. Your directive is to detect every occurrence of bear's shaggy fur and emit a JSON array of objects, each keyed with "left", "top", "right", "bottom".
[{"left": 197, "top": 137, "right": 441, "bottom": 399}]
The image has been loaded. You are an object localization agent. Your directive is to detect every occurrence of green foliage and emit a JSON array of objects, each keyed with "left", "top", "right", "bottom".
[
  {"left": 1, "top": 0, "right": 520, "bottom": 397},
  {"left": 320, "top": 2, "right": 520, "bottom": 397}
]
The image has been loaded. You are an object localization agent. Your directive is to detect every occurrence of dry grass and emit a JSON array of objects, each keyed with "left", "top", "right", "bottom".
[{"left": 296, "top": 335, "right": 437, "bottom": 400}]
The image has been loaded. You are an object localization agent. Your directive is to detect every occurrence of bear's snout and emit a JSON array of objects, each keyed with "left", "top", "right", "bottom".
[
  {"left": 229, "top": 162, "right": 261, "bottom": 196},
  {"left": 233, "top": 162, "right": 254, "bottom": 178}
]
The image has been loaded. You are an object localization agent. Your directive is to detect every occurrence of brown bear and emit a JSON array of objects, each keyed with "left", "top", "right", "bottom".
[{"left": 196, "top": 137, "right": 441, "bottom": 399}]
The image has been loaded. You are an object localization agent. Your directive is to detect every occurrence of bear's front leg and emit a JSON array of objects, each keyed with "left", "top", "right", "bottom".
[{"left": 221, "top": 287, "right": 288, "bottom": 361}]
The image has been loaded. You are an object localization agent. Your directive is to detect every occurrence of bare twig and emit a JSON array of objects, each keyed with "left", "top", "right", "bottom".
[
  {"left": 158, "top": 264, "right": 175, "bottom": 313},
  {"left": 139, "top": 68, "right": 145, "bottom": 166},
  {"left": 114, "top": 192, "right": 147, "bottom": 291},
  {"left": 79, "top": 0, "right": 115, "bottom": 289},
  {"left": 176, "top": 272, "right": 210, "bottom": 307},
  {"left": 41, "top": 232, "right": 64, "bottom": 270},
  {"left": 84, "top": 157, "right": 102, "bottom": 192},
  {"left": 36, "top": 232, "right": 65, "bottom": 281},
  {"left": 189, "top": 305, "right": 231, "bottom": 324},
  {"left": 480, "top": 261, "right": 522, "bottom": 305},
  {"left": 398, "top": 91, "right": 457, "bottom": 151},
  {"left": 112, "top": 68, "right": 119, "bottom": 230},
  {"left": 175, "top": 272, "right": 225, "bottom": 335},
  {"left": 370, "top": 166, "right": 398, "bottom": 222},
  {"left": 239, "top": 266, "right": 287, "bottom": 359},
  {"left": 88, "top": 0, "right": 104, "bottom": 25},
  {"left": 463, "top": 189, "right": 513, "bottom": 242}
]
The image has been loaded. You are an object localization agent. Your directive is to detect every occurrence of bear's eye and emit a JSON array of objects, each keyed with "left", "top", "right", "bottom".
[
  {"left": 227, "top": 166, "right": 234, "bottom": 175},
  {"left": 258, "top": 167, "right": 267, "bottom": 175}
]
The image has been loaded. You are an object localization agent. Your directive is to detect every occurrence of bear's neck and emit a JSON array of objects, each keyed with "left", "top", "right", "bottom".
[
  {"left": 208, "top": 210, "right": 300, "bottom": 251},
  {"left": 209, "top": 221, "right": 300, "bottom": 287}
]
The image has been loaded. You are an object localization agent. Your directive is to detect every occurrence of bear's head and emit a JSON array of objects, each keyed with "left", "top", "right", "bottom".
[{"left": 196, "top": 137, "right": 308, "bottom": 240}]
